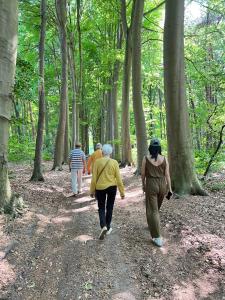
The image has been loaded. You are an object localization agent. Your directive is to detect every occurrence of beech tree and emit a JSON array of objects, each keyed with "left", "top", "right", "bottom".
[
  {"left": 163, "top": 0, "right": 206, "bottom": 195},
  {"left": 31, "top": 0, "right": 47, "bottom": 181},
  {"left": 120, "top": 0, "right": 134, "bottom": 166},
  {"left": 0, "top": 1, "right": 18, "bottom": 208},
  {"left": 132, "top": 0, "right": 148, "bottom": 173},
  {"left": 52, "top": 0, "right": 68, "bottom": 170}
]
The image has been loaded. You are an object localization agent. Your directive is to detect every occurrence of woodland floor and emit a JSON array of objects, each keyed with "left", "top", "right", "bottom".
[{"left": 0, "top": 162, "right": 225, "bottom": 300}]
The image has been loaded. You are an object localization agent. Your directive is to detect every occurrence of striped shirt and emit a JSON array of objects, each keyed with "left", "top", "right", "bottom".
[{"left": 69, "top": 149, "right": 86, "bottom": 170}]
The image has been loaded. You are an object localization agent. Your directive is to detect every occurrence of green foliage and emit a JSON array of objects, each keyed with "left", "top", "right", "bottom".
[
  {"left": 8, "top": 0, "right": 224, "bottom": 176},
  {"left": 9, "top": 136, "right": 35, "bottom": 162}
]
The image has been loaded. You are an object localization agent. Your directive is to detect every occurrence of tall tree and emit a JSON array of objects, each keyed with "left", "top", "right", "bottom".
[
  {"left": 163, "top": 0, "right": 205, "bottom": 195},
  {"left": 31, "top": 0, "right": 47, "bottom": 181},
  {"left": 120, "top": 0, "right": 134, "bottom": 166},
  {"left": 0, "top": 0, "right": 18, "bottom": 208},
  {"left": 76, "top": 0, "right": 82, "bottom": 142},
  {"left": 52, "top": 0, "right": 68, "bottom": 170},
  {"left": 112, "top": 24, "right": 122, "bottom": 160},
  {"left": 132, "top": 0, "right": 148, "bottom": 173},
  {"left": 68, "top": 3, "right": 77, "bottom": 149}
]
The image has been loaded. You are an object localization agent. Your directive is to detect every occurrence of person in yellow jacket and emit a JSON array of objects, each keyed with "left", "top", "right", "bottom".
[
  {"left": 90, "top": 144, "right": 125, "bottom": 240},
  {"left": 87, "top": 143, "right": 103, "bottom": 175}
]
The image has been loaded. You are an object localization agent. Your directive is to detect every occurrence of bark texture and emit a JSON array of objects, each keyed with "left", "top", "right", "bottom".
[
  {"left": 52, "top": 0, "right": 68, "bottom": 170},
  {"left": 31, "top": 0, "right": 47, "bottom": 181},
  {"left": 132, "top": 0, "right": 148, "bottom": 173},
  {"left": 164, "top": 0, "right": 205, "bottom": 195},
  {"left": 68, "top": 42, "right": 77, "bottom": 149},
  {"left": 0, "top": 0, "right": 18, "bottom": 208},
  {"left": 120, "top": 0, "right": 133, "bottom": 166}
]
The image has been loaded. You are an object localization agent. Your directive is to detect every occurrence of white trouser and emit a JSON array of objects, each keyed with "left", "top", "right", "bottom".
[{"left": 71, "top": 169, "right": 83, "bottom": 194}]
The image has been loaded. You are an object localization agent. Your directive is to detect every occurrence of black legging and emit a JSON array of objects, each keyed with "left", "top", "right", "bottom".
[{"left": 95, "top": 186, "right": 117, "bottom": 230}]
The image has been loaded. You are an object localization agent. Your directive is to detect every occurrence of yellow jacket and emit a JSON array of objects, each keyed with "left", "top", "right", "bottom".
[
  {"left": 87, "top": 149, "right": 103, "bottom": 174},
  {"left": 90, "top": 157, "right": 125, "bottom": 197}
]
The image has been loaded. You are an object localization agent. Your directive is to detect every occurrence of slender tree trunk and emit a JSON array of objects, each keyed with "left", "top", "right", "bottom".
[
  {"left": 106, "top": 78, "right": 114, "bottom": 143},
  {"left": 28, "top": 101, "right": 35, "bottom": 140},
  {"left": 100, "top": 92, "right": 106, "bottom": 143},
  {"left": 51, "top": 41, "right": 61, "bottom": 94},
  {"left": 158, "top": 89, "right": 164, "bottom": 139},
  {"left": 12, "top": 97, "right": 21, "bottom": 139},
  {"left": 187, "top": 82, "right": 201, "bottom": 150},
  {"left": 31, "top": 0, "right": 47, "bottom": 181},
  {"left": 0, "top": 1, "right": 18, "bottom": 209},
  {"left": 64, "top": 99, "right": 70, "bottom": 163},
  {"left": 52, "top": 0, "right": 68, "bottom": 170},
  {"left": 68, "top": 43, "right": 77, "bottom": 149},
  {"left": 164, "top": 0, "right": 205, "bottom": 195},
  {"left": 120, "top": 0, "right": 133, "bottom": 166},
  {"left": 112, "top": 61, "right": 121, "bottom": 160},
  {"left": 132, "top": 0, "right": 148, "bottom": 173},
  {"left": 76, "top": 0, "right": 82, "bottom": 142},
  {"left": 45, "top": 96, "right": 49, "bottom": 147},
  {"left": 112, "top": 24, "right": 122, "bottom": 161}
]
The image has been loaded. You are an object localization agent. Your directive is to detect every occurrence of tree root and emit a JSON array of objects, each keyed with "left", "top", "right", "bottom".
[{"left": 3, "top": 193, "right": 27, "bottom": 218}]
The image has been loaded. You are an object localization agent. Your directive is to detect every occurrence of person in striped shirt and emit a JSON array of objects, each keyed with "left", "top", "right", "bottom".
[{"left": 69, "top": 142, "right": 86, "bottom": 196}]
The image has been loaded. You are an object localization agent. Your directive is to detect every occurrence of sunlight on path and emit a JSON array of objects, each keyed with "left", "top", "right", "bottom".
[{"left": 112, "top": 291, "right": 136, "bottom": 300}]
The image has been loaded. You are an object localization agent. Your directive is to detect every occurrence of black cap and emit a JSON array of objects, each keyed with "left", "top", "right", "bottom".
[{"left": 150, "top": 138, "right": 161, "bottom": 146}]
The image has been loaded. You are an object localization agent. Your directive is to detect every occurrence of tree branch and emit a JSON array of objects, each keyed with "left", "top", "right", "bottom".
[
  {"left": 143, "top": 1, "right": 165, "bottom": 17},
  {"left": 142, "top": 38, "right": 163, "bottom": 45},
  {"left": 204, "top": 124, "right": 225, "bottom": 176}
]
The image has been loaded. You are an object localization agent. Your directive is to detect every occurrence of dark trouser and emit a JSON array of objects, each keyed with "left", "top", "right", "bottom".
[{"left": 95, "top": 186, "right": 117, "bottom": 230}]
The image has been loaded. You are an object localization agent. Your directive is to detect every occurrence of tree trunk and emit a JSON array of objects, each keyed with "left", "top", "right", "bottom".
[
  {"left": 106, "top": 78, "right": 113, "bottom": 143},
  {"left": 100, "top": 92, "right": 106, "bottom": 144},
  {"left": 64, "top": 99, "right": 70, "bottom": 163},
  {"left": 120, "top": 0, "right": 133, "bottom": 166},
  {"left": 31, "top": 0, "right": 47, "bottom": 181},
  {"left": 187, "top": 82, "right": 201, "bottom": 150},
  {"left": 12, "top": 97, "right": 21, "bottom": 139},
  {"left": 52, "top": 0, "right": 68, "bottom": 170},
  {"left": 68, "top": 42, "right": 77, "bottom": 149},
  {"left": 0, "top": 1, "right": 18, "bottom": 209},
  {"left": 45, "top": 96, "right": 50, "bottom": 148},
  {"left": 132, "top": 0, "right": 148, "bottom": 173},
  {"left": 112, "top": 61, "right": 121, "bottom": 160},
  {"left": 112, "top": 24, "right": 122, "bottom": 161},
  {"left": 28, "top": 101, "right": 36, "bottom": 140},
  {"left": 164, "top": 0, "right": 205, "bottom": 195},
  {"left": 76, "top": 0, "right": 82, "bottom": 142},
  {"left": 158, "top": 89, "right": 165, "bottom": 140}
]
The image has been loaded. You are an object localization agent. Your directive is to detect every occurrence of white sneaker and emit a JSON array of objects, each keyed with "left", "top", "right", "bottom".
[
  {"left": 152, "top": 237, "right": 163, "bottom": 247},
  {"left": 106, "top": 228, "right": 112, "bottom": 235},
  {"left": 99, "top": 226, "right": 107, "bottom": 240}
]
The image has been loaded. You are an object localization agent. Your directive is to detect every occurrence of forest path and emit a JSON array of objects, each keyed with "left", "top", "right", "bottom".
[{"left": 0, "top": 163, "right": 225, "bottom": 300}]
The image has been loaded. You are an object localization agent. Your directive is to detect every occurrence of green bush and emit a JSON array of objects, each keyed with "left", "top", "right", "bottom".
[{"left": 9, "top": 136, "right": 35, "bottom": 162}]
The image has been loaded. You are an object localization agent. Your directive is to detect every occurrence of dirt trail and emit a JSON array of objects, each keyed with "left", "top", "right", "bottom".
[{"left": 0, "top": 163, "right": 225, "bottom": 300}]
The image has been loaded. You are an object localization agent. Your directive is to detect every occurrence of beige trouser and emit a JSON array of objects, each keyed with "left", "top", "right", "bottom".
[
  {"left": 145, "top": 177, "right": 167, "bottom": 238},
  {"left": 71, "top": 169, "right": 83, "bottom": 194}
]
